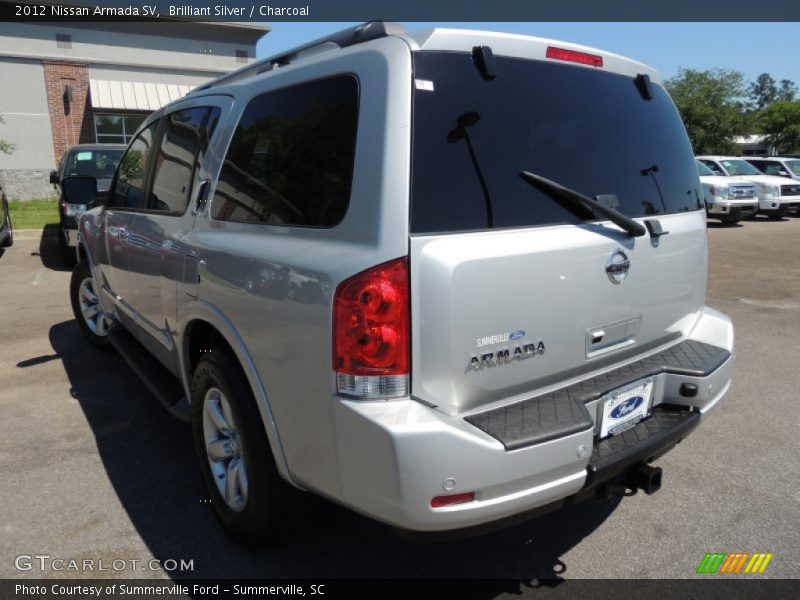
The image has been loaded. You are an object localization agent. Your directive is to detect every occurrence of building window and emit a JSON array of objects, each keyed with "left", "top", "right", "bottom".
[
  {"left": 55, "top": 33, "right": 72, "bottom": 49},
  {"left": 235, "top": 50, "right": 248, "bottom": 63},
  {"left": 93, "top": 112, "right": 147, "bottom": 144}
]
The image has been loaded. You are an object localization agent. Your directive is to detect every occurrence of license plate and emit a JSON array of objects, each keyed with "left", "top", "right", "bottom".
[{"left": 598, "top": 377, "right": 655, "bottom": 439}]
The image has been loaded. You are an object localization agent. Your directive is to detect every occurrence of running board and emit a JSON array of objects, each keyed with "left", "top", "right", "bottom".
[{"left": 108, "top": 326, "right": 191, "bottom": 423}]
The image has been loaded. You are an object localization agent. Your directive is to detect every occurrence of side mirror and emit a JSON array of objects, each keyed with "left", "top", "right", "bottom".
[
  {"left": 778, "top": 171, "right": 789, "bottom": 177},
  {"left": 49, "top": 170, "right": 59, "bottom": 185},
  {"left": 61, "top": 175, "right": 101, "bottom": 208}
]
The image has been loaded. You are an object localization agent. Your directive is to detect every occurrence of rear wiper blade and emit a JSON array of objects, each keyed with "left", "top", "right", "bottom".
[{"left": 520, "top": 171, "right": 647, "bottom": 238}]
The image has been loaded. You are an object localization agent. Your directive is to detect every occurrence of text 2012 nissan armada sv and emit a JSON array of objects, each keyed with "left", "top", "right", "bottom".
[{"left": 68, "top": 23, "right": 734, "bottom": 545}]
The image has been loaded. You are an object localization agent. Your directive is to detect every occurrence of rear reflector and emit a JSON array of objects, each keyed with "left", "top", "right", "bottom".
[
  {"left": 431, "top": 492, "right": 475, "bottom": 508},
  {"left": 546, "top": 46, "right": 603, "bottom": 68}
]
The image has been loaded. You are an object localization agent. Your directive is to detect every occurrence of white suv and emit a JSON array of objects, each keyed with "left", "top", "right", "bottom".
[
  {"left": 69, "top": 22, "right": 734, "bottom": 544},
  {"left": 696, "top": 156, "right": 798, "bottom": 218}
]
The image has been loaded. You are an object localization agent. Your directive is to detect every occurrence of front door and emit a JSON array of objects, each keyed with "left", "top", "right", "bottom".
[
  {"left": 100, "top": 120, "right": 160, "bottom": 325},
  {"left": 125, "top": 100, "right": 228, "bottom": 372}
]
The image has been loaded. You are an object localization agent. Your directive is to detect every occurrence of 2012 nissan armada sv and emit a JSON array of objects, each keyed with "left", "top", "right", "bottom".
[{"left": 69, "top": 23, "right": 734, "bottom": 545}]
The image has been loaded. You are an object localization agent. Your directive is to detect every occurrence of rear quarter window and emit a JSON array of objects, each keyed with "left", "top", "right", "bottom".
[{"left": 211, "top": 75, "right": 359, "bottom": 227}]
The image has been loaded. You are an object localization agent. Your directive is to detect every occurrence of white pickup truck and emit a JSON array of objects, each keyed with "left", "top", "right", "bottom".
[
  {"left": 697, "top": 156, "right": 799, "bottom": 218},
  {"left": 695, "top": 160, "right": 758, "bottom": 223}
]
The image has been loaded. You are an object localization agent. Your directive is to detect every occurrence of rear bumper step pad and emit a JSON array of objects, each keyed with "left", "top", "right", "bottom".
[
  {"left": 587, "top": 405, "right": 699, "bottom": 478},
  {"left": 465, "top": 340, "right": 727, "bottom": 450}
]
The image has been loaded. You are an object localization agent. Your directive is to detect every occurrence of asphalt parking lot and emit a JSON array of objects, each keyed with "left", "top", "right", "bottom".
[{"left": 0, "top": 216, "right": 798, "bottom": 585}]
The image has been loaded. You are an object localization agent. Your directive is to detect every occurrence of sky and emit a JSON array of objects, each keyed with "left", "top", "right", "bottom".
[{"left": 255, "top": 22, "right": 800, "bottom": 86}]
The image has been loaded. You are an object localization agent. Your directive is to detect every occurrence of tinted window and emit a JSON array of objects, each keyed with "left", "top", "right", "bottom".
[
  {"left": 211, "top": 75, "right": 359, "bottom": 227},
  {"left": 63, "top": 149, "right": 124, "bottom": 180},
  {"left": 411, "top": 52, "right": 703, "bottom": 234},
  {"left": 111, "top": 122, "right": 158, "bottom": 209},
  {"left": 148, "top": 107, "right": 220, "bottom": 214}
]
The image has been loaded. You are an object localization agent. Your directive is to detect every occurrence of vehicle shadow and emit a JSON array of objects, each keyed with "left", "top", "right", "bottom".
[
  {"left": 48, "top": 318, "right": 620, "bottom": 589},
  {"left": 34, "top": 224, "right": 70, "bottom": 271},
  {"left": 706, "top": 221, "right": 743, "bottom": 229},
  {"left": 745, "top": 214, "right": 788, "bottom": 222}
]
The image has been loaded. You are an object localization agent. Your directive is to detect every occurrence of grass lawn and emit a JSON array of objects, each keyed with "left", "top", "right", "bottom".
[{"left": 8, "top": 197, "right": 59, "bottom": 230}]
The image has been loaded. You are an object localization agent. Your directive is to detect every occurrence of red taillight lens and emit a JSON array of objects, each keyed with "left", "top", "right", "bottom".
[
  {"left": 333, "top": 257, "right": 409, "bottom": 399},
  {"left": 431, "top": 492, "right": 475, "bottom": 508},
  {"left": 546, "top": 46, "right": 603, "bottom": 68}
]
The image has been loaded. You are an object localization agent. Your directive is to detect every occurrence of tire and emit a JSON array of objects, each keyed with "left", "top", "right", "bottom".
[
  {"left": 70, "top": 260, "right": 112, "bottom": 349},
  {"left": 191, "top": 349, "right": 305, "bottom": 546},
  {"left": 720, "top": 216, "right": 742, "bottom": 225},
  {"left": 768, "top": 215, "right": 784, "bottom": 220},
  {"left": 59, "top": 229, "right": 78, "bottom": 268}
]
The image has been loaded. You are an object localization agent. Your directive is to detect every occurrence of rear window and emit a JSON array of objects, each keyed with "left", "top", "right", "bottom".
[
  {"left": 411, "top": 52, "right": 703, "bottom": 234},
  {"left": 63, "top": 149, "right": 124, "bottom": 180}
]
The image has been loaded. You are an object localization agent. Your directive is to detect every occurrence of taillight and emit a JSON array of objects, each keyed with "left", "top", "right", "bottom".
[
  {"left": 546, "top": 46, "right": 603, "bottom": 68},
  {"left": 333, "top": 257, "right": 409, "bottom": 399}
]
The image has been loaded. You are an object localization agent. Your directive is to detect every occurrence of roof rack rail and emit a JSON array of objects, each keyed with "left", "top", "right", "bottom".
[{"left": 190, "top": 21, "right": 407, "bottom": 94}]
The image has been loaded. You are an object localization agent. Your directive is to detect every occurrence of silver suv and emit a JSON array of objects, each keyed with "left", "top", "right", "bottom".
[{"left": 69, "top": 23, "right": 734, "bottom": 545}]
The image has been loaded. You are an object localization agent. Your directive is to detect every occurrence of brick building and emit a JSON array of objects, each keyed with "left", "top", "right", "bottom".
[{"left": 0, "top": 15, "right": 268, "bottom": 199}]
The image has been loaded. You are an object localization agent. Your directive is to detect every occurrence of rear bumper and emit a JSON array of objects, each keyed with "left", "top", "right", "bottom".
[{"left": 330, "top": 307, "right": 733, "bottom": 532}]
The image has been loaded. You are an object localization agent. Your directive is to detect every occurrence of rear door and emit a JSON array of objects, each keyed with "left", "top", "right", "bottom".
[{"left": 409, "top": 51, "right": 707, "bottom": 416}]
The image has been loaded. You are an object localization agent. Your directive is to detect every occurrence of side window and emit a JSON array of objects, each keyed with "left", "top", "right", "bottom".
[
  {"left": 147, "top": 107, "right": 220, "bottom": 214},
  {"left": 764, "top": 164, "right": 782, "bottom": 176},
  {"left": 111, "top": 122, "right": 159, "bottom": 209},
  {"left": 701, "top": 160, "right": 724, "bottom": 176},
  {"left": 211, "top": 75, "right": 359, "bottom": 227}
]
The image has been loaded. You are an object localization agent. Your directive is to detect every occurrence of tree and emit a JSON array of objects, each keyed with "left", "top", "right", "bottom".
[
  {"left": 0, "top": 115, "right": 14, "bottom": 155},
  {"left": 777, "top": 79, "right": 798, "bottom": 102},
  {"left": 749, "top": 73, "right": 778, "bottom": 110},
  {"left": 665, "top": 68, "right": 751, "bottom": 155},
  {"left": 760, "top": 101, "right": 800, "bottom": 153}
]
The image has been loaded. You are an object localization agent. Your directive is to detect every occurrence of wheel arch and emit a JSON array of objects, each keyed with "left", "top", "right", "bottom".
[{"left": 177, "top": 304, "right": 300, "bottom": 489}]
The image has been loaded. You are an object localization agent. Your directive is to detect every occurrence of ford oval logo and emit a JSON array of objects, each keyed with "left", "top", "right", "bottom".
[
  {"left": 610, "top": 396, "right": 644, "bottom": 420},
  {"left": 509, "top": 329, "right": 525, "bottom": 341}
]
